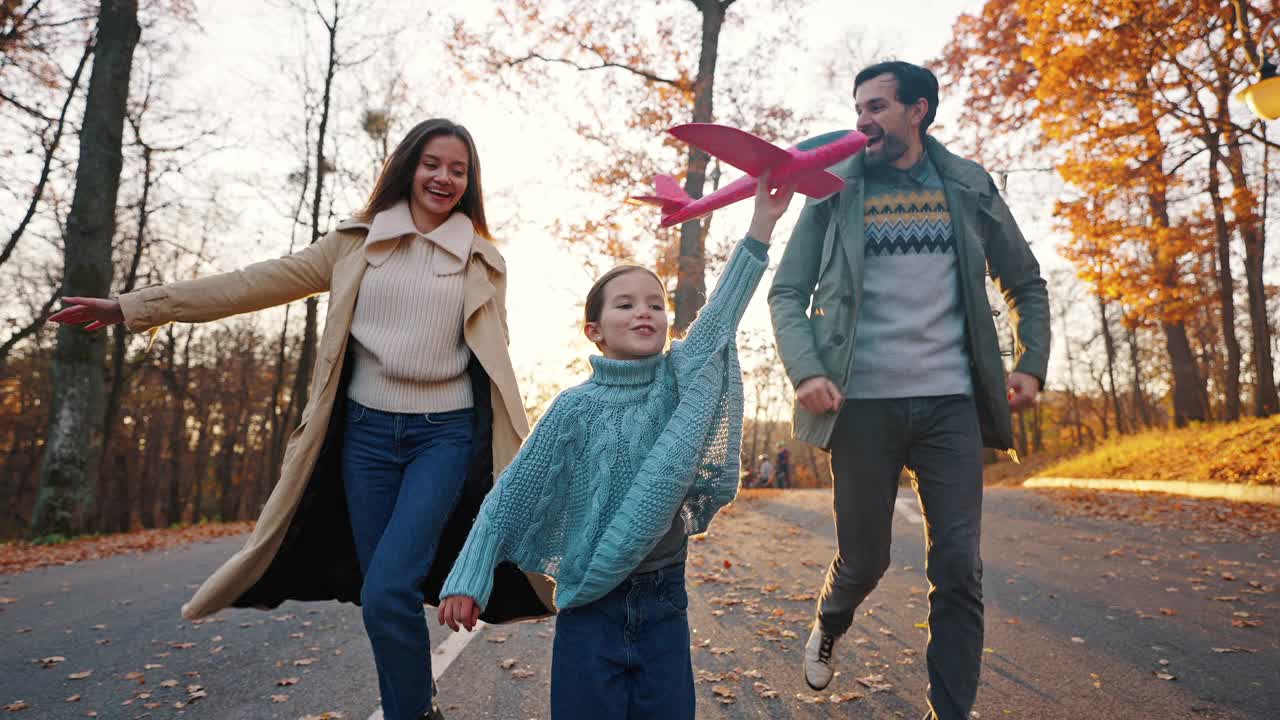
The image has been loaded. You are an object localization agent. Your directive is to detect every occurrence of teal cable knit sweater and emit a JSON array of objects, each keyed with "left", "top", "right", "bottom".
[{"left": 441, "top": 237, "right": 768, "bottom": 610}]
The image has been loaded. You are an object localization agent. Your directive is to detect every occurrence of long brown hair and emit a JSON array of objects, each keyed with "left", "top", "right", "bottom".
[{"left": 355, "top": 118, "right": 491, "bottom": 239}]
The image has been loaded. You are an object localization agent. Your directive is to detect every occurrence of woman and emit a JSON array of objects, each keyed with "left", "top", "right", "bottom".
[{"left": 50, "top": 118, "right": 553, "bottom": 720}]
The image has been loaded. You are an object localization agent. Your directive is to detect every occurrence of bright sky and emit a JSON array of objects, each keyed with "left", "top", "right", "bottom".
[{"left": 170, "top": 0, "right": 1075, "bottom": 403}]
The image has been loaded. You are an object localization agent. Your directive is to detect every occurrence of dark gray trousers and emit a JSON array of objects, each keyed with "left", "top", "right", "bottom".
[{"left": 818, "top": 395, "right": 984, "bottom": 720}]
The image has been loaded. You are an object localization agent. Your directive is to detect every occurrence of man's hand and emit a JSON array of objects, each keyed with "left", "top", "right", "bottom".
[
  {"left": 796, "top": 376, "right": 844, "bottom": 415},
  {"left": 1006, "top": 371, "right": 1041, "bottom": 412}
]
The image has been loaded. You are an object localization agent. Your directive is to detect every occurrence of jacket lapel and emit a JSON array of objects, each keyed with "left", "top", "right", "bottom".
[
  {"left": 835, "top": 154, "right": 865, "bottom": 294},
  {"left": 927, "top": 138, "right": 989, "bottom": 291},
  {"left": 464, "top": 236, "right": 505, "bottom": 321}
]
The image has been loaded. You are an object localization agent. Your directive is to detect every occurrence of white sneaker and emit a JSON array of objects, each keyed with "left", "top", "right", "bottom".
[{"left": 803, "top": 621, "right": 839, "bottom": 690}]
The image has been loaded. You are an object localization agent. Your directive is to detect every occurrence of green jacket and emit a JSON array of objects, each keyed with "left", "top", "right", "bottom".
[{"left": 767, "top": 136, "right": 1050, "bottom": 451}]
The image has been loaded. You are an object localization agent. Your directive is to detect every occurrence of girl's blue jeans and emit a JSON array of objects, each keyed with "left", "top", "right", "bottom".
[
  {"left": 550, "top": 563, "right": 695, "bottom": 720},
  {"left": 341, "top": 400, "right": 474, "bottom": 720}
]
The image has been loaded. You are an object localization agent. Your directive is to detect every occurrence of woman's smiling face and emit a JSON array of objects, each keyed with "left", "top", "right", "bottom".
[{"left": 410, "top": 134, "right": 469, "bottom": 227}]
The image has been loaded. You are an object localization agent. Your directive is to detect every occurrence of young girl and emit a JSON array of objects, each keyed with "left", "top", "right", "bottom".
[
  {"left": 49, "top": 119, "right": 551, "bottom": 720},
  {"left": 437, "top": 177, "right": 796, "bottom": 719}
]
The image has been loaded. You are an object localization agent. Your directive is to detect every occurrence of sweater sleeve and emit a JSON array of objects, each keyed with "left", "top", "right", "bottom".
[
  {"left": 440, "top": 395, "right": 572, "bottom": 609},
  {"left": 668, "top": 236, "right": 768, "bottom": 376}
]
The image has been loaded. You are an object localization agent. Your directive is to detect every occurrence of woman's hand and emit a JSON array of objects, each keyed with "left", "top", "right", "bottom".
[
  {"left": 438, "top": 595, "right": 481, "bottom": 632},
  {"left": 48, "top": 297, "right": 125, "bottom": 331},
  {"left": 747, "top": 171, "right": 797, "bottom": 243}
]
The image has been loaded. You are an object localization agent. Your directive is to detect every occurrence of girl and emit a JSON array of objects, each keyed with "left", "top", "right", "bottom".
[
  {"left": 437, "top": 177, "right": 796, "bottom": 719},
  {"left": 49, "top": 119, "right": 552, "bottom": 720}
]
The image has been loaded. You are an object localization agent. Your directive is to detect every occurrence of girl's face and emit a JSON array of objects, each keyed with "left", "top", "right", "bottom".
[
  {"left": 585, "top": 270, "right": 668, "bottom": 360},
  {"left": 410, "top": 134, "right": 469, "bottom": 228}
]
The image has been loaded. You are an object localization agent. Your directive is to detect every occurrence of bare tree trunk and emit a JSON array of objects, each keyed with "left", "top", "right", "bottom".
[
  {"left": 191, "top": 410, "right": 214, "bottom": 522},
  {"left": 1097, "top": 292, "right": 1127, "bottom": 433},
  {"left": 32, "top": 0, "right": 141, "bottom": 538},
  {"left": 1126, "top": 325, "right": 1152, "bottom": 429},
  {"left": 1057, "top": 304, "right": 1084, "bottom": 446},
  {"left": 673, "top": 0, "right": 728, "bottom": 333},
  {"left": 288, "top": 0, "right": 342, "bottom": 425},
  {"left": 100, "top": 135, "right": 153, "bottom": 531},
  {"left": 165, "top": 329, "right": 193, "bottom": 524},
  {"left": 1206, "top": 143, "right": 1243, "bottom": 421},
  {"left": 1162, "top": 320, "right": 1206, "bottom": 426},
  {"left": 1222, "top": 135, "right": 1278, "bottom": 417}
]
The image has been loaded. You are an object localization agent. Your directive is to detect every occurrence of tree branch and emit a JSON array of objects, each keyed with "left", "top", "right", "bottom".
[
  {"left": 0, "top": 289, "right": 60, "bottom": 374},
  {"left": 505, "top": 51, "right": 682, "bottom": 87},
  {"left": 1, "top": 35, "right": 94, "bottom": 271},
  {"left": 0, "top": 88, "right": 55, "bottom": 122}
]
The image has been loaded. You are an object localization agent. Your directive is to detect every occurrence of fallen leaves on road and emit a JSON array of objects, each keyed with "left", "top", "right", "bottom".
[
  {"left": 856, "top": 674, "right": 893, "bottom": 692},
  {"left": 711, "top": 685, "right": 736, "bottom": 704},
  {"left": 33, "top": 656, "right": 65, "bottom": 668},
  {"left": 0, "top": 522, "right": 255, "bottom": 575},
  {"left": 3, "top": 700, "right": 29, "bottom": 712},
  {"left": 66, "top": 671, "right": 92, "bottom": 680},
  {"left": 276, "top": 677, "right": 299, "bottom": 686},
  {"left": 752, "top": 681, "right": 779, "bottom": 699},
  {"left": 510, "top": 668, "right": 535, "bottom": 679}
]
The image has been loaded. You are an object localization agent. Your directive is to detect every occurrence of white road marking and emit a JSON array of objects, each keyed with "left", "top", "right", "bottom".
[
  {"left": 895, "top": 496, "right": 924, "bottom": 525},
  {"left": 366, "top": 621, "right": 487, "bottom": 720}
]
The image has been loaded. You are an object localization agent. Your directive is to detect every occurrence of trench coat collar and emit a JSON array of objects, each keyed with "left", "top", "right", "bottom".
[
  {"left": 335, "top": 203, "right": 506, "bottom": 277},
  {"left": 360, "top": 202, "right": 473, "bottom": 270}
]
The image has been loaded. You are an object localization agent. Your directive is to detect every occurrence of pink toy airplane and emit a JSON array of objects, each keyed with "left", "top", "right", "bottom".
[{"left": 634, "top": 124, "right": 868, "bottom": 228}]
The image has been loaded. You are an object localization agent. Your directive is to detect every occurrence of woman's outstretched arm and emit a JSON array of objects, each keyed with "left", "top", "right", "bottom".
[{"left": 50, "top": 230, "right": 345, "bottom": 334}]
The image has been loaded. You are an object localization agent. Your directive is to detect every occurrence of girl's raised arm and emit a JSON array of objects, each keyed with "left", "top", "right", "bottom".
[{"left": 670, "top": 177, "right": 795, "bottom": 370}]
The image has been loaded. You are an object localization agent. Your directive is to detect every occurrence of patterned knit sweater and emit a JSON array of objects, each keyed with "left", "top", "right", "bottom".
[{"left": 441, "top": 238, "right": 768, "bottom": 610}]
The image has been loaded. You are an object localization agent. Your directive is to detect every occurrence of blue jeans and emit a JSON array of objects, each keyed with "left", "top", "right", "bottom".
[
  {"left": 550, "top": 564, "right": 694, "bottom": 720},
  {"left": 341, "top": 400, "right": 474, "bottom": 720}
]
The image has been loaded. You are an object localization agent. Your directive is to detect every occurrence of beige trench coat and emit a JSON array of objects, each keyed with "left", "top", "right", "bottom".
[{"left": 119, "top": 220, "right": 553, "bottom": 621}]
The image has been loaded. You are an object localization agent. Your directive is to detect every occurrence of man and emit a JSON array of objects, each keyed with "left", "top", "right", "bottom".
[
  {"left": 774, "top": 443, "right": 791, "bottom": 489},
  {"left": 768, "top": 61, "right": 1049, "bottom": 720}
]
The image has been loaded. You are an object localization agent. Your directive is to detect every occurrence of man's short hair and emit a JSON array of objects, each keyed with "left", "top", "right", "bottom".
[{"left": 854, "top": 61, "right": 939, "bottom": 137}]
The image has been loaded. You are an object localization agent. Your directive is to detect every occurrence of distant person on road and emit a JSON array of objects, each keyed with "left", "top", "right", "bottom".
[
  {"left": 768, "top": 61, "right": 1050, "bottom": 719},
  {"left": 757, "top": 454, "right": 775, "bottom": 488},
  {"left": 436, "top": 178, "right": 797, "bottom": 720},
  {"left": 775, "top": 443, "right": 791, "bottom": 489},
  {"left": 49, "top": 119, "right": 553, "bottom": 720}
]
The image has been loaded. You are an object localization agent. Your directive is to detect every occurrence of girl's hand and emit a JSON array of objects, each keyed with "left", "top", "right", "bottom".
[
  {"left": 748, "top": 171, "right": 797, "bottom": 243},
  {"left": 438, "top": 595, "right": 481, "bottom": 632},
  {"left": 48, "top": 296, "right": 125, "bottom": 331}
]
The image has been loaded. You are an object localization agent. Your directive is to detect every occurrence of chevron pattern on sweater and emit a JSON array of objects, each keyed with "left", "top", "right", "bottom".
[{"left": 864, "top": 189, "right": 954, "bottom": 257}]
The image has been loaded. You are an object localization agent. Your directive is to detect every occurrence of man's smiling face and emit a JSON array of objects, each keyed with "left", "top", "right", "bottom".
[{"left": 854, "top": 73, "right": 926, "bottom": 169}]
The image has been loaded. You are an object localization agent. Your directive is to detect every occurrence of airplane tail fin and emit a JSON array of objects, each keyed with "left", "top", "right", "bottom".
[{"left": 631, "top": 174, "right": 691, "bottom": 221}]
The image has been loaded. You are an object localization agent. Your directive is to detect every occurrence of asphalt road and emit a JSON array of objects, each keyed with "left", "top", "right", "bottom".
[{"left": 3, "top": 487, "right": 1276, "bottom": 719}]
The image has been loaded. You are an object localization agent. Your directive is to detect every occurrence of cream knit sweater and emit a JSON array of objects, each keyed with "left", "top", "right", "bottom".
[{"left": 347, "top": 202, "right": 474, "bottom": 413}]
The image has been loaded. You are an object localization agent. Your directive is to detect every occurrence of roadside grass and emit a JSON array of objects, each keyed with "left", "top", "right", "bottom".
[{"left": 1036, "top": 415, "right": 1280, "bottom": 486}]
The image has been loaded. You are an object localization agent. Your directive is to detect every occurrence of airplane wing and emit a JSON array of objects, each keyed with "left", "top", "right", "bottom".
[
  {"left": 792, "top": 170, "right": 845, "bottom": 199},
  {"left": 669, "top": 123, "right": 793, "bottom": 177}
]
